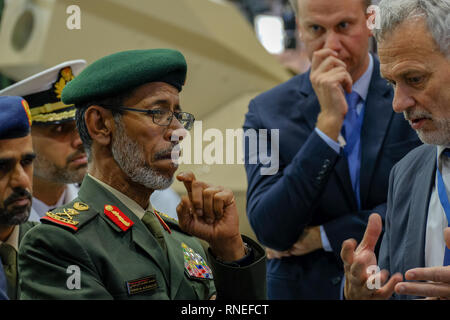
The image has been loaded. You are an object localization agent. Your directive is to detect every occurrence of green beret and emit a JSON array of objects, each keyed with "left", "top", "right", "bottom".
[{"left": 61, "top": 49, "right": 187, "bottom": 106}]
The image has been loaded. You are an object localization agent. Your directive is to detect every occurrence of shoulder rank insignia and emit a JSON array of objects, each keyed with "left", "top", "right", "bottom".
[
  {"left": 153, "top": 210, "right": 171, "bottom": 234},
  {"left": 73, "top": 202, "right": 89, "bottom": 211},
  {"left": 104, "top": 205, "right": 134, "bottom": 232},
  {"left": 182, "top": 242, "right": 213, "bottom": 280},
  {"left": 42, "top": 208, "right": 80, "bottom": 231},
  {"left": 158, "top": 211, "right": 178, "bottom": 224}
]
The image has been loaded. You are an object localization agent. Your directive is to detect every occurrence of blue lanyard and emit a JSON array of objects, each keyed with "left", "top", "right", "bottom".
[
  {"left": 436, "top": 158, "right": 450, "bottom": 227},
  {"left": 436, "top": 154, "right": 450, "bottom": 266}
]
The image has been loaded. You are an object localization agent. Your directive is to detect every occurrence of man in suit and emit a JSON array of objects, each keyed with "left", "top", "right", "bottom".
[
  {"left": 342, "top": 0, "right": 450, "bottom": 300},
  {"left": 243, "top": 0, "right": 421, "bottom": 299},
  {"left": 18, "top": 49, "right": 266, "bottom": 299},
  {"left": 0, "top": 61, "right": 88, "bottom": 222},
  {"left": 0, "top": 96, "right": 38, "bottom": 300}
]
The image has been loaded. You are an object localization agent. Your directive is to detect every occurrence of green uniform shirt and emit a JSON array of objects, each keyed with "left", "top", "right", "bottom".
[
  {"left": 18, "top": 175, "right": 266, "bottom": 299},
  {"left": 0, "top": 221, "right": 37, "bottom": 300}
]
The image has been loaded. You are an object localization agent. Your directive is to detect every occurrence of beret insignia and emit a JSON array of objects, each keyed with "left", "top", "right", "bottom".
[{"left": 21, "top": 99, "right": 32, "bottom": 126}]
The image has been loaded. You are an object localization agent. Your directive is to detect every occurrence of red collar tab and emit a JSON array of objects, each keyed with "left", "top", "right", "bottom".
[{"left": 104, "top": 205, "right": 134, "bottom": 232}]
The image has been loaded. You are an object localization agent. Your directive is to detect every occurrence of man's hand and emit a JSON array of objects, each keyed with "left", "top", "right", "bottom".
[
  {"left": 265, "top": 248, "right": 291, "bottom": 259},
  {"left": 288, "top": 226, "right": 323, "bottom": 256},
  {"left": 310, "top": 48, "right": 353, "bottom": 141},
  {"left": 394, "top": 227, "right": 450, "bottom": 299},
  {"left": 341, "top": 213, "right": 403, "bottom": 299},
  {"left": 265, "top": 226, "right": 323, "bottom": 259},
  {"left": 176, "top": 171, "right": 245, "bottom": 262}
]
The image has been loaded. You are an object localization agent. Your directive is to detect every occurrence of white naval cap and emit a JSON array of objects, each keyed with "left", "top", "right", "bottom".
[{"left": 0, "top": 60, "right": 86, "bottom": 124}]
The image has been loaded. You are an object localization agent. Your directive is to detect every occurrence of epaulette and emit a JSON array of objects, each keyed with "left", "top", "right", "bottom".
[
  {"left": 40, "top": 200, "right": 97, "bottom": 233},
  {"left": 154, "top": 210, "right": 192, "bottom": 236}
]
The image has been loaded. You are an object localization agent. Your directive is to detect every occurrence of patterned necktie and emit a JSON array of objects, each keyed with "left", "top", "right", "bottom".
[
  {"left": 142, "top": 210, "right": 167, "bottom": 254},
  {"left": 441, "top": 149, "right": 450, "bottom": 266},
  {"left": 342, "top": 91, "right": 363, "bottom": 209},
  {"left": 0, "top": 243, "right": 17, "bottom": 299}
]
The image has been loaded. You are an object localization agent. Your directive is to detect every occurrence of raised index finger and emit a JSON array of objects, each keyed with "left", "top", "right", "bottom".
[
  {"left": 357, "top": 213, "right": 383, "bottom": 253},
  {"left": 176, "top": 171, "right": 196, "bottom": 201}
]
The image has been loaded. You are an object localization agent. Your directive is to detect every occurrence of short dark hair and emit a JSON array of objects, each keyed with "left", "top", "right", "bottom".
[
  {"left": 75, "top": 92, "right": 131, "bottom": 161},
  {"left": 289, "top": 0, "right": 372, "bottom": 16}
]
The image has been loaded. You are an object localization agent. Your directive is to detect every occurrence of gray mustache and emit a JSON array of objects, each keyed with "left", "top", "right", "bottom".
[
  {"left": 153, "top": 146, "right": 179, "bottom": 161},
  {"left": 404, "top": 109, "right": 432, "bottom": 121}
]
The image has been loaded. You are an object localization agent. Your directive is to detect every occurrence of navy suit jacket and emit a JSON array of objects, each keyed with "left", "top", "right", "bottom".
[
  {"left": 243, "top": 56, "right": 422, "bottom": 299},
  {"left": 380, "top": 144, "right": 438, "bottom": 300}
]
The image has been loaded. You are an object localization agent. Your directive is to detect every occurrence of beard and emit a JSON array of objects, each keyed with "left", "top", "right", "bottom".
[
  {"left": 33, "top": 150, "right": 87, "bottom": 184},
  {"left": 111, "top": 116, "right": 175, "bottom": 190},
  {"left": 404, "top": 108, "right": 450, "bottom": 145},
  {"left": 0, "top": 188, "right": 32, "bottom": 225}
]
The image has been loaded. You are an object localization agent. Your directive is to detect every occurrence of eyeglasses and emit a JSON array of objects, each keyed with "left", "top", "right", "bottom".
[{"left": 108, "top": 106, "right": 195, "bottom": 130}]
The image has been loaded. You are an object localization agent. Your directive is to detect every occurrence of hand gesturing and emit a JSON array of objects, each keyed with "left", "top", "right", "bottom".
[
  {"left": 341, "top": 213, "right": 403, "bottom": 299},
  {"left": 176, "top": 171, "right": 245, "bottom": 261}
]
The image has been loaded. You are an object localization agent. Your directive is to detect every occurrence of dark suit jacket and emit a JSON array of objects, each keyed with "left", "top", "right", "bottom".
[
  {"left": 379, "top": 144, "right": 437, "bottom": 300},
  {"left": 243, "top": 56, "right": 422, "bottom": 299}
]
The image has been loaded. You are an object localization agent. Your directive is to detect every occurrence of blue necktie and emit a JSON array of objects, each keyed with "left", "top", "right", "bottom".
[
  {"left": 342, "top": 91, "right": 363, "bottom": 209},
  {"left": 439, "top": 149, "right": 450, "bottom": 266}
]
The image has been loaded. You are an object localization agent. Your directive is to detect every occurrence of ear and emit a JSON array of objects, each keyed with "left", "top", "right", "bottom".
[
  {"left": 365, "top": 6, "right": 376, "bottom": 37},
  {"left": 84, "top": 106, "right": 115, "bottom": 147}
]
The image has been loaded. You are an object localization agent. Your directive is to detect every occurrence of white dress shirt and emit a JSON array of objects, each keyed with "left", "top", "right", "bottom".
[
  {"left": 425, "top": 147, "right": 449, "bottom": 267},
  {"left": 29, "top": 184, "right": 80, "bottom": 222}
]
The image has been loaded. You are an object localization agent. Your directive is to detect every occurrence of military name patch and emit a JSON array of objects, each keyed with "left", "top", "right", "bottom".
[
  {"left": 104, "top": 205, "right": 134, "bottom": 231},
  {"left": 182, "top": 243, "right": 213, "bottom": 280},
  {"left": 126, "top": 275, "right": 158, "bottom": 296}
]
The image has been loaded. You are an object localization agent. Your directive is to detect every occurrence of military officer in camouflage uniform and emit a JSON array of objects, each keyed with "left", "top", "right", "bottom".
[
  {"left": 18, "top": 49, "right": 266, "bottom": 299},
  {"left": 0, "top": 96, "right": 38, "bottom": 300}
]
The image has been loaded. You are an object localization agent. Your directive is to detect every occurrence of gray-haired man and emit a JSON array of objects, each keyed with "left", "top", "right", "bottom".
[{"left": 341, "top": 0, "right": 450, "bottom": 300}]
